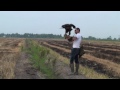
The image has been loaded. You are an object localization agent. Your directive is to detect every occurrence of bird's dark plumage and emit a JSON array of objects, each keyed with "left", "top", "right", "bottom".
[{"left": 62, "top": 24, "right": 76, "bottom": 35}]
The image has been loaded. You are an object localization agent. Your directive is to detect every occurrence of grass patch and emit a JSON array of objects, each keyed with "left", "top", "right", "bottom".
[
  {"left": 0, "top": 53, "right": 20, "bottom": 79},
  {"left": 24, "top": 39, "right": 58, "bottom": 79},
  {"left": 79, "top": 65, "right": 109, "bottom": 79}
]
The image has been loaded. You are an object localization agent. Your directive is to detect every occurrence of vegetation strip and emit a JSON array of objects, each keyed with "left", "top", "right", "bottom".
[{"left": 24, "top": 39, "right": 59, "bottom": 79}]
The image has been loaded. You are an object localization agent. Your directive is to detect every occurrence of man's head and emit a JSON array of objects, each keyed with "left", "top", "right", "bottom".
[{"left": 75, "top": 28, "right": 80, "bottom": 34}]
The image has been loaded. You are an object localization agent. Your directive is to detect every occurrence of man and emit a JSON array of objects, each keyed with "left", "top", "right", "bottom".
[{"left": 65, "top": 28, "right": 82, "bottom": 75}]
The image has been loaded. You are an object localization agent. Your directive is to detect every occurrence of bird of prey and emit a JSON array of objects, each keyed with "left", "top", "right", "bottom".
[{"left": 62, "top": 24, "right": 76, "bottom": 35}]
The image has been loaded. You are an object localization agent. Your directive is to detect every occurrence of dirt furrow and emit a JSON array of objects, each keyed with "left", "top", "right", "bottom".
[
  {"left": 46, "top": 42, "right": 120, "bottom": 64},
  {"left": 41, "top": 42, "right": 120, "bottom": 78},
  {"left": 14, "top": 52, "right": 45, "bottom": 79}
]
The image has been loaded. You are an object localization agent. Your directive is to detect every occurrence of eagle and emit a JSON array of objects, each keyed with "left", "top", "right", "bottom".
[{"left": 62, "top": 24, "right": 76, "bottom": 35}]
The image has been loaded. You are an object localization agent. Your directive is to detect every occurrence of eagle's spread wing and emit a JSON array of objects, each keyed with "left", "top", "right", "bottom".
[
  {"left": 70, "top": 24, "right": 76, "bottom": 28},
  {"left": 62, "top": 24, "right": 76, "bottom": 29}
]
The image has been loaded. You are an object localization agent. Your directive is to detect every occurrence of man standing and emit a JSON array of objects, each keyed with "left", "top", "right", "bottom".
[{"left": 65, "top": 28, "right": 82, "bottom": 75}]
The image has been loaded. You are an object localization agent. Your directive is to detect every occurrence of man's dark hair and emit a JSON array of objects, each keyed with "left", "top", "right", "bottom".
[{"left": 76, "top": 28, "right": 80, "bottom": 32}]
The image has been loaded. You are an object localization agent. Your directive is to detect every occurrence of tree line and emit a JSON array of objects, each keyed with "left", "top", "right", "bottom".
[
  {"left": 83, "top": 36, "right": 120, "bottom": 41},
  {"left": 0, "top": 33, "right": 63, "bottom": 39},
  {"left": 0, "top": 33, "right": 120, "bottom": 41}
]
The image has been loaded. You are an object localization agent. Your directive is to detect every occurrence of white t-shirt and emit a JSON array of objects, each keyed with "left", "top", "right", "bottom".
[{"left": 72, "top": 33, "right": 82, "bottom": 48}]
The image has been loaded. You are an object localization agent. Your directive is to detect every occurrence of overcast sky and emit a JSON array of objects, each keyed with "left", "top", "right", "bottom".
[{"left": 0, "top": 11, "right": 120, "bottom": 39}]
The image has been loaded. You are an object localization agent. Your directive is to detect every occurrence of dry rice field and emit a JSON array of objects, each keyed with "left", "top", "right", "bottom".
[
  {"left": 0, "top": 38, "right": 120, "bottom": 79},
  {"left": 0, "top": 38, "right": 24, "bottom": 79},
  {"left": 35, "top": 38, "right": 120, "bottom": 79}
]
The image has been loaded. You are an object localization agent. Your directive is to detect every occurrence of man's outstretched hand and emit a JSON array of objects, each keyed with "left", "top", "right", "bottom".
[
  {"left": 64, "top": 34, "right": 73, "bottom": 42},
  {"left": 64, "top": 34, "right": 70, "bottom": 39}
]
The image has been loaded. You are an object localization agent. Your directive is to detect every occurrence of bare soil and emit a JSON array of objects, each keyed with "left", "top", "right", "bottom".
[{"left": 14, "top": 52, "right": 45, "bottom": 79}]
